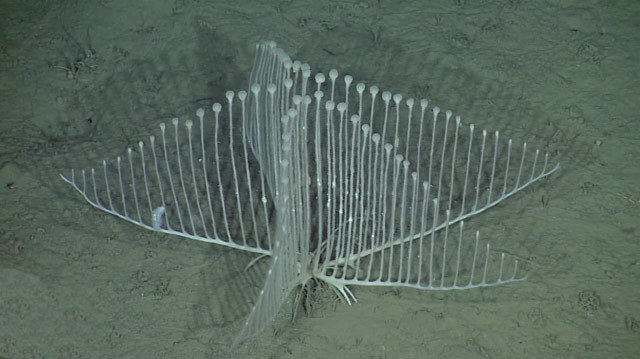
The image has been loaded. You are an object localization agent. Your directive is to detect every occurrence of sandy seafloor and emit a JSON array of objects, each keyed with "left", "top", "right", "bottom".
[{"left": 0, "top": 0, "right": 639, "bottom": 358}]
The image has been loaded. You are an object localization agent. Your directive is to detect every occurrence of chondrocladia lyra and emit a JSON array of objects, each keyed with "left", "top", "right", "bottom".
[{"left": 60, "top": 41, "right": 558, "bottom": 347}]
